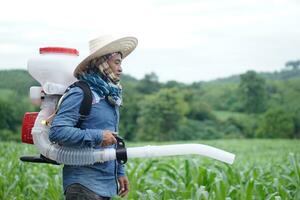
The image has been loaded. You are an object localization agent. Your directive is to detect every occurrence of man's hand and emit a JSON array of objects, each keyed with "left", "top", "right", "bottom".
[
  {"left": 118, "top": 176, "right": 129, "bottom": 197},
  {"left": 100, "top": 130, "right": 117, "bottom": 147}
]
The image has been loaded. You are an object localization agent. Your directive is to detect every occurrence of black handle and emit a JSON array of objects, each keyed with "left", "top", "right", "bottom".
[
  {"left": 20, "top": 154, "right": 60, "bottom": 165},
  {"left": 115, "top": 135, "right": 127, "bottom": 164}
]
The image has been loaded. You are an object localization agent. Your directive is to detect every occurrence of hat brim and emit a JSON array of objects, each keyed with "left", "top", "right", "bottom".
[{"left": 74, "top": 36, "right": 138, "bottom": 77}]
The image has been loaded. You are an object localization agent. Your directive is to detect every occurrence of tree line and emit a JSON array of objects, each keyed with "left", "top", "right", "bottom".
[
  {"left": 119, "top": 71, "right": 300, "bottom": 141},
  {"left": 0, "top": 68, "right": 300, "bottom": 142}
]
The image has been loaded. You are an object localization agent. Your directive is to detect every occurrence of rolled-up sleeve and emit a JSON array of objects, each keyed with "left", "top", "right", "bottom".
[{"left": 49, "top": 87, "right": 103, "bottom": 148}]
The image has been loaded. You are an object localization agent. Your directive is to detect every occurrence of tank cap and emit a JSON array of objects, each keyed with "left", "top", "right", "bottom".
[{"left": 39, "top": 47, "right": 79, "bottom": 56}]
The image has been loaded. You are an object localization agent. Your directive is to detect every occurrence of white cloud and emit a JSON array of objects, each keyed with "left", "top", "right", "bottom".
[{"left": 0, "top": 43, "right": 28, "bottom": 54}]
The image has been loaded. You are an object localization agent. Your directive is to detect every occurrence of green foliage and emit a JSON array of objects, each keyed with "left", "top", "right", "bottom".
[
  {"left": 163, "top": 80, "right": 186, "bottom": 89},
  {"left": 281, "top": 78, "right": 300, "bottom": 111},
  {"left": 177, "top": 119, "right": 223, "bottom": 140},
  {"left": 137, "top": 88, "right": 188, "bottom": 141},
  {"left": 136, "top": 72, "right": 161, "bottom": 94},
  {"left": 0, "top": 90, "right": 34, "bottom": 130},
  {"left": 0, "top": 89, "right": 36, "bottom": 141},
  {"left": 1, "top": 140, "right": 300, "bottom": 199},
  {"left": 256, "top": 107, "right": 295, "bottom": 138},
  {"left": 1, "top": 69, "right": 300, "bottom": 141},
  {"left": 0, "top": 142, "right": 63, "bottom": 200},
  {"left": 119, "top": 84, "right": 141, "bottom": 140},
  {"left": 187, "top": 101, "right": 215, "bottom": 121},
  {"left": 213, "top": 111, "right": 259, "bottom": 138},
  {"left": 199, "top": 83, "right": 242, "bottom": 112},
  {"left": 238, "top": 71, "right": 267, "bottom": 113},
  {"left": 221, "top": 119, "right": 244, "bottom": 139},
  {"left": 0, "top": 99, "right": 17, "bottom": 131},
  {"left": 0, "top": 69, "right": 38, "bottom": 95},
  {"left": 183, "top": 89, "right": 216, "bottom": 121},
  {"left": 0, "top": 129, "right": 20, "bottom": 142},
  {"left": 125, "top": 139, "right": 300, "bottom": 199},
  {"left": 226, "top": 117, "right": 257, "bottom": 138},
  {"left": 117, "top": 74, "right": 140, "bottom": 140},
  {"left": 213, "top": 110, "right": 249, "bottom": 121},
  {"left": 293, "top": 108, "right": 300, "bottom": 138}
]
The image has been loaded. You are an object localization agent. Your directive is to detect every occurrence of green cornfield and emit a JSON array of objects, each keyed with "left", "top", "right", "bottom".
[{"left": 0, "top": 139, "right": 299, "bottom": 200}]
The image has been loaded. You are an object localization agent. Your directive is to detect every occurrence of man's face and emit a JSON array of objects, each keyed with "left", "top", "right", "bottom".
[{"left": 107, "top": 53, "right": 122, "bottom": 79}]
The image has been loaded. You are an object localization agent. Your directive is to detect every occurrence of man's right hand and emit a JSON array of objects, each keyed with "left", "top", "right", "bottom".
[{"left": 101, "top": 130, "right": 117, "bottom": 147}]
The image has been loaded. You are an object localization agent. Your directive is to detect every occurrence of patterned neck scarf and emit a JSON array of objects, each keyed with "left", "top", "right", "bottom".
[{"left": 78, "top": 53, "right": 123, "bottom": 106}]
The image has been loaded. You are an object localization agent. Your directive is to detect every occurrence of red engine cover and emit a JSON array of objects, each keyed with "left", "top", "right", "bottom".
[{"left": 21, "top": 112, "right": 38, "bottom": 144}]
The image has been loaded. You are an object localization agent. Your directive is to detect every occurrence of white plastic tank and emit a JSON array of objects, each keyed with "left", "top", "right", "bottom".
[{"left": 27, "top": 47, "right": 80, "bottom": 94}]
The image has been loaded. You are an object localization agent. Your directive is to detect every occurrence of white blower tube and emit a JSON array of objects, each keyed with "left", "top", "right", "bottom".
[
  {"left": 31, "top": 96, "right": 116, "bottom": 166},
  {"left": 32, "top": 96, "right": 235, "bottom": 165},
  {"left": 127, "top": 145, "right": 235, "bottom": 164}
]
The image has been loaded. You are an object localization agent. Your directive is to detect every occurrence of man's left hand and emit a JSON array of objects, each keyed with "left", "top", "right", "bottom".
[{"left": 118, "top": 176, "right": 129, "bottom": 197}]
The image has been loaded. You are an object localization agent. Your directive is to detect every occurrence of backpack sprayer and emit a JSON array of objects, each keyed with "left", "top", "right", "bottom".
[{"left": 20, "top": 47, "right": 235, "bottom": 166}]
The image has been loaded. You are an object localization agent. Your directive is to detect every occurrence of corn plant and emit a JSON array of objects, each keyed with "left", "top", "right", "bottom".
[{"left": 0, "top": 139, "right": 299, "bottom": 200}]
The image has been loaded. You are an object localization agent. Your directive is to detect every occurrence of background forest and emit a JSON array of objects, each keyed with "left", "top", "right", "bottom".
[{"left": 1, "top": 64, "right": 300, "bottom": 142}]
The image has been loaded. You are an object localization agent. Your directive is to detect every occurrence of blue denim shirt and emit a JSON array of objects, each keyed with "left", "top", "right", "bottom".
[{"left": 49, "top": 86, "right": 125, "bottom": 197}]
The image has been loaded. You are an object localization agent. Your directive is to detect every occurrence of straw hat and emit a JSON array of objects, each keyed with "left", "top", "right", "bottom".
[{"left": 74, "top": 35, "right": 138, "bottom": 77}]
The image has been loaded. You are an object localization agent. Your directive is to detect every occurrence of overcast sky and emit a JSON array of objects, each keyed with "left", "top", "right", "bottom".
[{"left": 0, "top": 0, "right": 299, "bottom": 83}]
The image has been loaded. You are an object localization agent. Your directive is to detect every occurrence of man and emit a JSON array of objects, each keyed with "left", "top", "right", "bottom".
[{"left": 49, "top": 35, "right": 138, "bottom": 199}]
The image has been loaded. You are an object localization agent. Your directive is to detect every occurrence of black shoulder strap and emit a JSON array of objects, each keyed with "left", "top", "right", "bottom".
[{"left": 68, "top": 81, "right": 93, "bottom": 128}]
